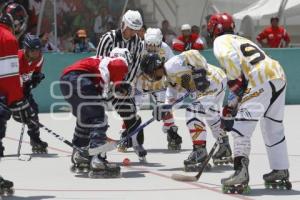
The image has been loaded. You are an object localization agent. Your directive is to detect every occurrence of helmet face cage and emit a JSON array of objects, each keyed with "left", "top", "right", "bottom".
[
  {"left": 207, "top": 13, "right": 234, "bottom": 39},
  {"left": 144, "top": 28, "right": 163, "bottom": 53},
  {"left": 140, "top": 54, "right": 164, "bottom": 81},
  {"left": 1, "top": 3, "right": 28, "bottom": 38}
]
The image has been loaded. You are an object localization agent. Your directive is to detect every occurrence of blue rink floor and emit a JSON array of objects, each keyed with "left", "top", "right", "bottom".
[{"left": 1, "top": 105, "right": 300, "bottom": 200}]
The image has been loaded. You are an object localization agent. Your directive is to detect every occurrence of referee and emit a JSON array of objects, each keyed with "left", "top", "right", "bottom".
[{"left": 96, "top": 10, "right": 147, "bottom": 161}]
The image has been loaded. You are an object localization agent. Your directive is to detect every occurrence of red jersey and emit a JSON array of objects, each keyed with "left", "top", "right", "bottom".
[
  {"left": 172, "top": 33, "right": 204, "bottom": 52},
  {"left": 0, "top": 24, "right": 23, "bottom": 106},
  {"left": 62, "top": 56, "right": 128, "bottom": 89},
  {"left": 256, "top": 26, "right": 290, "bottom": 48},
  {"left": 18, "top": 50, "right": 44, "bottom": 85}
]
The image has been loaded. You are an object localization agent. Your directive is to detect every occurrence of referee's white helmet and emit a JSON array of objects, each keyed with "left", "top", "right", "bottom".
[{"left": 122, "top": 10, "right": 143, "bottom": 31}]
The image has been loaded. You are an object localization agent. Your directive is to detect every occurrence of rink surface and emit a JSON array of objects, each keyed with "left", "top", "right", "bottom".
[{"left": 1, "top": 105, "right": 300, "bottom": 200}]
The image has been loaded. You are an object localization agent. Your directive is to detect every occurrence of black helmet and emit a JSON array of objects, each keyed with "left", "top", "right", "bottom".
[
  {"left": 23, "top": 34, "right": 42, "bottom": 50},
  {"left": 0, "top": 2, "right": 28, "bottom": 38},
  {"left": 140, "top": 53, "right": 164, "bottom": 78}
]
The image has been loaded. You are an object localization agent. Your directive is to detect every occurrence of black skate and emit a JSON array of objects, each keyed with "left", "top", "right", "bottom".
[
  {"left": 88, "top": 155, "right": 121, "bottom": 178},
  {"left": 30, "top": 138, "right": 48, "bottom": 154},
  {"left": 70, "top": 148, "right": 91, "bottom": 173},
  {"left": 264, "top": 170, "right": 292, "bottom": 190},
  {"left": 184, "top": 144, "right": 211, "bottom": 172},
  {"left": 0, "top": 143, "right": 4, "bottom": 157},
  {"left": 0, "top": 176, "right": 14, "bottom": 196},
  {"left": 133, "top": 145, "right": 147, "bottom": 163},
  {"left": 167, "top": 126, "right": 182, "bottom": 151},
  {"left": 222, "top": 157, "right": 251, "bottom": 194},
  {"left": 212, "top": 135, "right": 233, "bottom": 166}
]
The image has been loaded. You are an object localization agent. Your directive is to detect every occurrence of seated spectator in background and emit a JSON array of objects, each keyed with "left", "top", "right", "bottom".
[
  {"left": 191, "top": 25, "right": 200, "bottom": 34},
  {"left": 161, "top": 19, "right": 176, "bottom": 46},
  {"left": 93, "top": 6, "right": 114, "bottom": 43},
  {"left": 172, "top": 24, "right": 204, "bottom": 52},
  {"left": 257, "top": 16, "right": 290, "bottom": 48},
  {"left": 73, "top": 29, "right": 96, "bottom": 53},
  {"left": 39, "top": 32, "right": 60, "bottom": 52},
  {"left": 137, "top": 25, "right": 147, "bottom": 40}
]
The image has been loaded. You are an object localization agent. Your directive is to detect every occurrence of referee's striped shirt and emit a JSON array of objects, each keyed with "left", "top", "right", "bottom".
[{"left": 96, "top": 29, "right": 143, "bottom": 83}]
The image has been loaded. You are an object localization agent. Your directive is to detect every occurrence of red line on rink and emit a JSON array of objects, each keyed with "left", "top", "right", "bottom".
[{"left": 127, "top": 166, "right": 255, "bottom": 200}]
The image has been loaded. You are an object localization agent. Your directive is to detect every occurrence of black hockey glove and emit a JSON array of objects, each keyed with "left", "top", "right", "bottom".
[
  {"left": 10, "top": 99, "right": 36, "bottom": 124},
  {"left": 114, "top": 82, "right": 133, "bottom": 97},
  {"left": 192, "top": 68, "right": 210, "bottom": 92},
  {"left": 0, "top": 96, "right": 11, "bottom": 121},
  {"left": 152, "top": 104, "right": 172, "bottom": 121},
  {"left": 31, "top": 72, "right": 45, "bottom": 89}
]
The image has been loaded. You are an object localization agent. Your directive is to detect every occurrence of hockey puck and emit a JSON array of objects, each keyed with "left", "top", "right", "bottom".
[{"left": 123, "top": 158, "right": 130, "bottom": 166}]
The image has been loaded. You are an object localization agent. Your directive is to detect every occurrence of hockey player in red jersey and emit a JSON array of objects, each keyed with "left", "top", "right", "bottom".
[
  {"left": 60, "top": 47, "right": 131, "bottom": 178},
  {"left": 17, "top": 34, "right": 48, "bottom": 153},
  {"left": 0, "top": 2, "right": 29, "bottom": 195}
]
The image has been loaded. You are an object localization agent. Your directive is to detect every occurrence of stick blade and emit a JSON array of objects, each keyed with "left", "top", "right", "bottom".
[
  {"left": 88, "top": 141, "right": 118, "bottom": 155},
  {"left": 171, "top": 173, "right": 198, "bottom": 182},
  {"left": 18, "top": 154, "right": 31, "bottom": 161}
]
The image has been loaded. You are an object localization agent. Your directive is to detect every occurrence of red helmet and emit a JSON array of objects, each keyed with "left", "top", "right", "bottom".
[{"left": 207, "top": 13, "right": 235, "bottom": 39}]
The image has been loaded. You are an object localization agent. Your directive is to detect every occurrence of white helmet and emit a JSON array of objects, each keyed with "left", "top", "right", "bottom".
[
  {"left": 110, "top": 47, "right": 133, "bottom": 67},
  {"left": 181, "top": 24, "right": 191, "bottom": 31},
  {"left": 144, "top": 28, "right": 163, "bottom": 47},
  {"left": 122, "top": 10, "right": 143, "bottom": 31}
]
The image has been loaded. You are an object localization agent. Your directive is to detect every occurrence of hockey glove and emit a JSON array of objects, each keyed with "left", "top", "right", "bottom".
[
  {"left": 10, "top": 99, "right": 36, "bottom": 124},
  {"left": 152, "top": 104, "right": 172, "bottom": 121},
  {"left": 0, "top": 96, "right": 11, "bottom": 121},
  {"left": 227, "top": 75, "right": 248, "bottom": 98},
  {"left": 114, "top": 82, "right": 133, "bottom": 97},
  {"left": 192, "top": 68, "right": 210, "bottom": 92},
  {"left": 31, "top": 72, "right": 45, "bottom": 89}
]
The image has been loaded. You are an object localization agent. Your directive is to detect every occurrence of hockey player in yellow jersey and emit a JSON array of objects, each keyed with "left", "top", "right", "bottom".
[
  {"left": 207, "top": 13, "right": 291, "bottom": 194},
  {"left": 140, "top": 50, "right": 233, "bottom": 171}
]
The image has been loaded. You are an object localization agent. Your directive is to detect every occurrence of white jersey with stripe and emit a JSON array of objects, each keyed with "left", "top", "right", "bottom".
[
  {"left": 213, "top": 34, "right": 286, "bottom": 88},
  {"left": 164, "top": 50, "right": 226, "bottom": 102}
]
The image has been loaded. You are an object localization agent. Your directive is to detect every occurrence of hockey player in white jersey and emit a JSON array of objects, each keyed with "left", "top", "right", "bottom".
[
  {"left": 133, "top": 28, "right": 182, "bottom": 151},
  {"left": 207, "top": 13, "right": 291, "bottom": 193},
  {"left": 140, "top": 50, "right": 233, "bottom": 171}
]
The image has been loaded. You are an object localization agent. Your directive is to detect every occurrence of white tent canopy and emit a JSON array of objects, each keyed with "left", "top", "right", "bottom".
[{"left": 233, "top": 0, "right": 300, "bottom": 41}]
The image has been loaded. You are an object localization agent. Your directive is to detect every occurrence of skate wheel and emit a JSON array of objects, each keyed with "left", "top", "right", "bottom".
[
  {"left": 222, "top": 185, "right": 228, "bottom": 193},
  {"left": 285, "top": 181, "right": 292, "bottom": 190},
  {"left": 229, "top": 188, "right": 236, "bottom": 194},
  {"left": 271, "top": 183, "right": 277, "bottom": 189},
  {"left": 117, "top": 146, "right": 127, "bottom": 153},
  {"left": 243, "top": 185, "right": 251, "bottom": 194}
]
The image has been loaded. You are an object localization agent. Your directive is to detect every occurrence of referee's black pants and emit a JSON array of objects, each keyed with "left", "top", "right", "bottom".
[{"left": 112, "top": 97, "right": 144, "bottom": 146}]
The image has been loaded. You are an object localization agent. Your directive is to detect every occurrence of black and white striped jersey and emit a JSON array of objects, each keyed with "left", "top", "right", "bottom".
[{"left": 96, "top": 29, "right": 143, "bottom": 82}]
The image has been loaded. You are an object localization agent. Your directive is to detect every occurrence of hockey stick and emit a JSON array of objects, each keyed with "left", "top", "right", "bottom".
[
  {"left": 30, "top": 121, "right": 85, "bottom": 154},
  {"left": 17, "top": 111, "right": 31, "bottom": 161},
  {"left": 89, "top": 91, "right": 192, "bottom": 155},
  {"left": 17, "top": 123, "right": 31, "bottom": 161},
  {"left": 171, "top": 140, "right": 219, "bottom": 182}
]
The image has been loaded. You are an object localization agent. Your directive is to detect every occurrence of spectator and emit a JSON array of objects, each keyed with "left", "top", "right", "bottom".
[
  {"left": 73, "top": 29, "right": 96, "bottom": 53},
  {"left": 257, "top": 17, "right": 290, "bottom": 48},
  {"left": 161, "top": 19, "right": 176, "bottom": 46},
  {"left": 39, "top": 32, "right": 59, "bottom": 52},
  {"left": 172, "top": 24, "right": 204, "bottom": 52},
  {"left": 137, "top": 25, "right": 147, "bottom": 40},
  {"left": 191, "top": 25, "right": 200, "bottom": 34},
  {"left": 93, "top": 6, "right": 114, "bottom": 43}
]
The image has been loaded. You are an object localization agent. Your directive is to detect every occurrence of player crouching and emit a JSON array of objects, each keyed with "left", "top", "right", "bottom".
[
  {"left": 60, "top": 48, "right": 131, "bottom": 178},
  {"left": 140, "top": 50, "right": 233, "bottom": 172}
]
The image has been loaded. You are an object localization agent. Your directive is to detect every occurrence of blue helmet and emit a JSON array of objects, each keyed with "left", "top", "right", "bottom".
[{"left": 23, "top": 34, "right": 42, "bottom": 50}]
